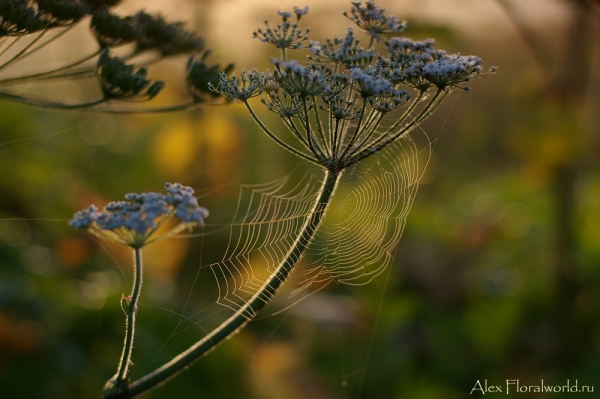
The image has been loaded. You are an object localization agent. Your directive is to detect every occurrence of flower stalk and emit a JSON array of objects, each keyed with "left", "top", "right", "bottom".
[
  {"left": 118, "top": 248, "right": 143, "bottom": 382},
  {"left": 104, "top": 247, "right": 144, "bottom": 397},
  {"left": 127, "top": 168, "right": 342, "bottom": 397},
  {"left": 69, "top": 183, "right": 208, "bottom": 399}
]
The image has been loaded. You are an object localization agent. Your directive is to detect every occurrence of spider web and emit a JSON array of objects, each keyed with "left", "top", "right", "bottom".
[{"left": 201, "top": 130, "right": 425, "bottom": 318}]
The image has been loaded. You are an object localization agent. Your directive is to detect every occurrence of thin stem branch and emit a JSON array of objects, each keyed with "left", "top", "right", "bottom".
[
  {"left": 338, "top": 100, "right": 368, "bottom": 162},
  {"left": 377, "top": 88, "right": 444, "bottom": 147},
  {"left": 283, "top": 116, "right": 310, "bottom": 148},
  {"left": 414, "top": 90, "right": 447, "bottom": 121},
  {"left": 327, "top": 87, "right": 335, "bottom": 151},
  {"left": 0, "top": 91, "right": 199, "bottom": 113},
  {"left": 360, "top": 106, "right": 379, "bottom": 134},
  {"left": 368, "top": 36, "right": 375, "bottom": 49},
  {"left": 332, "top": 118, "right": 341, "bottom": 159},
  {"left": 7, "top": 43, "right": 157, "bottom": 86},
  {"left": 382, "top": 90, "right": 425, "bottom": 136},
  {"left": 94, "top": 100, "right": 199, "bottom": 114},
  {"left": 336, "top": 84, "right": 359, "bottom": 156},
  {"left": 11, "top": 68, "right": 97, "bottom": 83},
  {"left": 243, "top": 100, "right": 319, "bottom": 165},
  {"left": 0, "top": 28, "right": 52, "bottom": 70},
  {"left": 349, "top": 106, "right": 379, "bottom": 151},
  {"left": 0, "top": 92, "right": 106, "bottom": 109},
  {"left": 0, "top": 37, "right": 22, "bottom": 62},
  {"left": 0, "top": 50, "right": 100, "bottom": 87},
  {"left": 349, "top": 111, "right": 384, "bottom": 156},
  {"left": 26, "top": 25, "right": 76, "bottom": 58},
  {"left": 311, "top": 95, "right": 329, "bottom": 156},
  {"left": 348, "top": 88, "right": 446, "bottom": 166},
  {"left": 116, "top": 247, "right": 144, "bottom": 383},
  {"left": 126, "top": 168, "right": 343, "bottom": 397},
  {"left": 301, "top": 97, "right": 325, "bottom": 160}
]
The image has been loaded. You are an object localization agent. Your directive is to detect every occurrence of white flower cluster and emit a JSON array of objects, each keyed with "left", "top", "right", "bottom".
[
  {"left": 350, "top": 67, "right": 393, "bottom": 95},
  {"left": 403, "top": 52, "right": 483, "bottom": 91},
  {"left": 252, "top": 7, "right": 311, "bottom": 50},
  {"left": 309, "top": 29, "right": 376, "bottom": 68},
  {"left": 208, "top": 70, "right": 264, "bottom": 101},
  {"left": 70, "top": 183, "right": 208, "bottom": 247},
  {"left": 272, "top": 59, "right": 328, "bottom": 97},
  {"left": 344, "top": 1, "right": 406, "bottom": 41},
  {"left": 209, "top": 1, "right": 494, "bottom": 170},
  {"left": 387, "top": 37, "right": 436, "bottom": 54}
]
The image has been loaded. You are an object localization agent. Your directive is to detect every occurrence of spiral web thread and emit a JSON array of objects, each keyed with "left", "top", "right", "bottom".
[{"left": 198, "top": 131, "right": 423, "bottom": 319}]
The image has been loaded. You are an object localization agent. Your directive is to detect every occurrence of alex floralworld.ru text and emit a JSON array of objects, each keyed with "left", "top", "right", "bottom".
[{"left": 470, "top": 379, "right": 594, "bottom": 394}]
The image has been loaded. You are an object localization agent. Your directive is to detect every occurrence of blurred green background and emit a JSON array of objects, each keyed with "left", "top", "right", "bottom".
[{"left": 1, "top": 0, "right": 599, "bottom": 398}]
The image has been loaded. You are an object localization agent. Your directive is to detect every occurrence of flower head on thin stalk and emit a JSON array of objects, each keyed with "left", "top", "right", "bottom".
[
  {"left": 271, "top": 59, "right": 328, "bottom": 97},
  {"left": 252, "top": 7, "right": 311, "bottom": 59},
  {"left": 210, "top": 1, "right": 495, "bottom": 171},
  {"left": 70, "top": 183, "right": 208, "bottom": 249},
  {"left": 208, "top": 69, "right": 265, "bottom": 101},
  {"left": 309, "top": 28, "right": 376, "bottom": 68},
  {"left": 343, "top": 1, "right": 406, "bottom": 43}
]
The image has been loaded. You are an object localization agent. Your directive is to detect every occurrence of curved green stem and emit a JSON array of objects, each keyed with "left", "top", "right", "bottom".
[
  {"left": 0, "top": 91, "right": 105, "bottom": 109},
  {"left": 0, "top": 26, "right": 69, "bottom": 70},
  {"left": 347, "top": 88, "right": 446, "bottom": 166},
  {"left": 0, "top": 91, "right": 199, "bottom": 113},
  {"left": 243, "top": 100, "right": 319, "bottom": 165},
  {"left": 0, "top": 50, "right": 100, "bottom": 87},
  {"left": 109, "top": 247, "right": 143, "bottom": 394},
  {"left": 311, "top": 96, "right": 329, "bottom": 155},
  {"left": 94, "top": 100, "right": 199, "bottom": 114},
  {"left": 302, "top": 97, "right": 325, "bottom": 160},
  {"left": 7, "top": 68, "right": 97, "bottom": 84},
  {"left": 382, "top": 90, "right": 425, "bottom": 136},
  {"left": 283, "top": 116, "right": 310, "bottom": 148},
  {"left": 120, "top": 248, "right": 143, "bottom": 380},
  {"left": 360, "top": 107, "right": 380, "bottom": 134},
  {"left": 0, "top": 37, "right": 22, "bottom": 62},
  {"left": 26, "top": 25, "right": 75, "bottom": 58},
  {"left": 332, "top": 118, "right": 340, "bottom": 159},
  {"left": 336, "top": 90, "right": 354, "bottom": 155},
  {"left": 126, "top": 168, "right": 342, "bottom": 397},
  {"left": 338, "top": 100, "right": 368, "bottom": 162},
  {"left": 350, "top": 111, "right": 385, "bottom": 155},
  {"left": 0, "top": 46, "right": 167, "bottom": 86}
]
